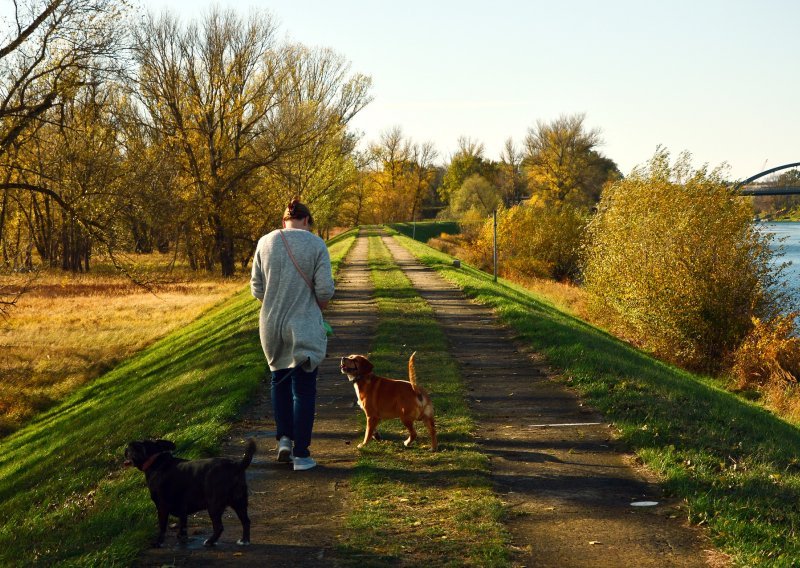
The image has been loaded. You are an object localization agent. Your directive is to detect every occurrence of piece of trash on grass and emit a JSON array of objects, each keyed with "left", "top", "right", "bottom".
[
  {"left": 589, "top": 541, "right": 602, "bottom": 545},
  {"left": 630, "top": 501, "right": 659, "bottom": 507}
]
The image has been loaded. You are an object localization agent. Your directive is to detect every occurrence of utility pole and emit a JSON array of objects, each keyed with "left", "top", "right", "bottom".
[{"left": 493, "top": 209, "right": 498, "bottom": 283}]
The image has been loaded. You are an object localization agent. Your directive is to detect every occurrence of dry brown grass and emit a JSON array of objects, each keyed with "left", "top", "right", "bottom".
[
  {"left": 0, "top": 257, "right": 246, "bottom": 434},
  {"left": 503, "top": 272, "right": 589, "bottom": 319},
  {"left": 729, "top": 313, "right": 800, "bottom": 421}
]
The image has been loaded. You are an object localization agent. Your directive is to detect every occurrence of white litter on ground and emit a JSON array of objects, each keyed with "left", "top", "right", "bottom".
[{"left": 527, "top": 422, "right": 604, "bottom": 428}]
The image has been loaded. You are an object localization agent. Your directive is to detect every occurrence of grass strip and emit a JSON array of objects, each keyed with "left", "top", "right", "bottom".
[
  {"left": 327, "top": 226, "right": 359, "bottom": 247},
  {"left": 0, "top": 234, "right": 356, "bottom": 567},
  {"left": 389, "top": 220, "right": 460, "bottom": 243},
  {"left": 338, "top": 235, "right": 508, "bottom": 567},
  {"left": 392, "top": 230, "right": 800, "bottom": 567},
  {"left": 327, "top": 230, "right": 357, "bottom": 275}
]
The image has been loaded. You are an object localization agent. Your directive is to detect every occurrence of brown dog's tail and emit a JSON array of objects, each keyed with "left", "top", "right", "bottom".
[
  {"left": 239, "top": 439, "right": 256, "bottom": 470},
  {"left": 408, "top": 351, "right": 419, "bottom": 393}
]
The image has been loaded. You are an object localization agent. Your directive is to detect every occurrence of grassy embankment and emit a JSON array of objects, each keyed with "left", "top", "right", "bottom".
[
  {"left": 0, "top": 263, "right": 245, "bottom": 434},
  {"left": 392, "top": 230, "right": 800, "bottom": 567},
  {"left": 338, "top": 233, "right": 508, "bottom": 566},
  {"left": 0, "top": 229, "right": 357, "bottom": 566}
]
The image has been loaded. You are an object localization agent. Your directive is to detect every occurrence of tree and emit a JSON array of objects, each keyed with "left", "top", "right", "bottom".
[
  {"left": 365, "top": 127, "right": 412, "bottom": 222},
  {"left": 336, "top": 149, "right": 372, "bottom": 227},
  {"left": 114, "top": 97, "right": 182, "bottom": 255},
  {"left": 439, "top": 136, "right": 496, "bottom": 204},
  {"left": 0, "top": 0, "right": 127, "bottom": 269},
  {"left": 465, "top": 200, "right": 587, "bottom": 281},
  {"left": 583, "top": 148, "right": 781, "bottom": 372},
  {"left": 27, "top": 82, "right": 126, "bottom": 272},
  {"left": 359, "top": 127, "right": 437, "bottom": 224},
  {"left": 498, "top": 137, "right": 527, "bottom": 206},
  {"left": 133, "top": 10, "right": 371, "bottom": 276},
  {"left": 408, "top": 141, "right": 438, "bottom": 222},
  {"left": 0, "top": 0, "right": 124, "bottom": 159},
  {"left": 523, "top": 113, "right": 620, "bottom": 208},
  {"left": 261, "top": 126, "right": 360, "bottom": 241},
  {"left": 449, "top": 174, "right": 502, "bottom": 218}
]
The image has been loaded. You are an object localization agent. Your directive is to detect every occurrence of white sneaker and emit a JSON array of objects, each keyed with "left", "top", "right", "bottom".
[
  {"left": 292, "top": 456, "right": 317, "bottom": 471},
  {"left": 277, "top": 436, "right": 292, "bottom": 463}
]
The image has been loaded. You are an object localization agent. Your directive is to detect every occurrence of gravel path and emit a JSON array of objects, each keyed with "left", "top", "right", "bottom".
[{"left": 135, "top": 231, "right": 725, "bottom": 567}]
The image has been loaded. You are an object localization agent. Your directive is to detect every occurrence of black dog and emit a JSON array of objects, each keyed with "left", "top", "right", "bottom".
[{"left": 124, "top": 438, "right": 256, "bottom": 547}]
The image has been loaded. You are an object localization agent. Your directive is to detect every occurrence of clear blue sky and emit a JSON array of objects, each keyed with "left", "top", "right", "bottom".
[{"left": 138, "top": 0, "right": 799, "bottom": 180}]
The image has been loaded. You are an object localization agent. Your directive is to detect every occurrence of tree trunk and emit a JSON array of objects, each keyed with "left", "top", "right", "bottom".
[
  {"left": 60, "top": 215, "right": 91, "bottom": 272},
  {"left": 0, "top": 187, "right": 8, "bottom": 265},
  {"left": 213, "top": 217, "right": 235, "bottom": 277},
  {"left": 131, "top": 218, "right": 154, "bottom": 253}
]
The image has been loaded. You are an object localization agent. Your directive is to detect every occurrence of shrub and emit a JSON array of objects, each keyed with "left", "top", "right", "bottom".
[
  {"left": 583, "top": 148, "right": 782, "bottom": 372},
  {"left": 730, "top": 313, "right": 800, "bottom": 420},
  {"left": 427, "top": 233, "right": 464, "bottom": 257},
  {"left": 731, "top": 314, "right": 800, "bottom": 389},
  {"left": 464, "top": 201, "right": 587, "bottom": 281}
]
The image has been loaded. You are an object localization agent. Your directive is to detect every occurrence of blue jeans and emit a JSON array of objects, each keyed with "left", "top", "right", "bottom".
[{"left": 270, "top": 365, "right": 318, "bottom": 458}]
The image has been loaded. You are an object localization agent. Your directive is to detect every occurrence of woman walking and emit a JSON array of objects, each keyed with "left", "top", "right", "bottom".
[{"left": 250, "top": 198, "right": 334, "bottom": 471}]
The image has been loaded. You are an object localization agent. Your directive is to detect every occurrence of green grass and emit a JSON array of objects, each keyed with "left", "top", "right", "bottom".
[
  {"left": 327, "top": 226, "right": 359, "bottom": 247},
  {"left": 392, "top": 231, "right": 800, "bottom": 567},
  {"left": 0, "top": 291, "right": 263, "bottom": 566},
  {"left": 0, "top": 234, "right": 356, "bottom": 567},
  {"left": 337, "top": 235, "right": 508, "bottom": 567},
  {"left": 327, "top": 229, "right": 357, "bottom": 275},
  {"left": 389, "top": 220, "right": 460, "bottom": 243}
]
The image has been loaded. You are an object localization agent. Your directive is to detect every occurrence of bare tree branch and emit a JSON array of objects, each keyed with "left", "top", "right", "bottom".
[{"left": 0, "top": 0, "right": 64, "bottom": 60}]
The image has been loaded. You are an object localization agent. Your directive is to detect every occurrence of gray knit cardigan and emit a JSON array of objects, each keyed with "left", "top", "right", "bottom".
[{"left": 250, "top": 229, "right": 335, "bottom": 372}]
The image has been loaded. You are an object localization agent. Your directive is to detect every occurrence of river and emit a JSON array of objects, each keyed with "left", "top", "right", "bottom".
[{"left": 762, "top": 221, "right": 800, "bottom": 308}]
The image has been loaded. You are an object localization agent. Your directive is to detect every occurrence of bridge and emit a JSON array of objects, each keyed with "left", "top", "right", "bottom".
[{"left": 735, "top": 162, "right": 800, "bottom": 196}]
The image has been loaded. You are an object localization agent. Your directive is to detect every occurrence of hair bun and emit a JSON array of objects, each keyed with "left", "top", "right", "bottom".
[{"left": 283, "top": 197, "right": 313, "bottom": 225}]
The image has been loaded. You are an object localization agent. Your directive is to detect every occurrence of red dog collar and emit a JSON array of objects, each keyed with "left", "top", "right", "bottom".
[{"left": 141, "top": 452, "right": 165, "bottom": 472}]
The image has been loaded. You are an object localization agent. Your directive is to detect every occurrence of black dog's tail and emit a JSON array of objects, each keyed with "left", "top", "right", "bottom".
[{"left": 239, "top": 438, "right": 256, "bottom": 470}]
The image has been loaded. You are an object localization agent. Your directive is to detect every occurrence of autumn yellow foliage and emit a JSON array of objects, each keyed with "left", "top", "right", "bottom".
[
  {"left": 583, "top": 148, "right": 778, "bottom": 372},
  {"left": 463, "top": 200, "right": 586, "bottom": 281},
  {"left": 731, "top": 314, "right": 800, "bottom": 388}
]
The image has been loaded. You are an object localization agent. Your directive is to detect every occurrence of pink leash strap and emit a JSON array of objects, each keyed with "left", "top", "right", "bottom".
[{"left": 279, "top": 230, "right": 314, "bottom": 292}]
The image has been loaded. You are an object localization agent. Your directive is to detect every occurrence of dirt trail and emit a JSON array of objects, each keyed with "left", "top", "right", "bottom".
[
  {"left": 381, "top": 236, "right": 724, "bottom": 568},
  {"left": 136, "top": 231, "right": 725, "bottom": 567},
  {"left": 137, "top": 233, "right": 377, "bottom": 567}
]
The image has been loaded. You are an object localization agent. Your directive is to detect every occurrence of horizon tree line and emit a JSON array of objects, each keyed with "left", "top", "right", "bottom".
[{"left": 7, "top": 0, "right": 784, "bottom": 285}]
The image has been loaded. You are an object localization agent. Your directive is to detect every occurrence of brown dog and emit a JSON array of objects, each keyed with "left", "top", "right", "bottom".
[
  {"left": 124, "top": 438, "right": 255, "bottom": 547},
  {"left": 340, "top": 352, "right": 437, "bottom": 451}
]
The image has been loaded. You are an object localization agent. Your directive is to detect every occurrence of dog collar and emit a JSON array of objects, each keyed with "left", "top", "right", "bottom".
[
  {"left": 346, "top": 372, "right": 372, "bottom": 383},
  {"left": 141, "top": 452, "right": 165, "bottom": 472}
]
